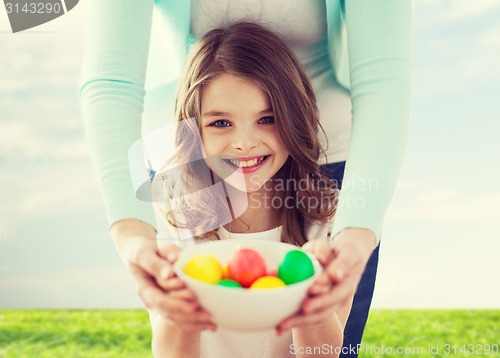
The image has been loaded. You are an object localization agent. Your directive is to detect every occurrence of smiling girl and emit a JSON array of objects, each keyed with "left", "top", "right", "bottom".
[{"left": 148, "top": 22, "right": 352, "bottom": 358}]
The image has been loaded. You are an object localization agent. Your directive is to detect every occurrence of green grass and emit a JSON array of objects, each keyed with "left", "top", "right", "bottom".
[
  {"left": 0, "top": 309, "right": 498, "bottom": 357},
  {"left": 362, "top": 310, "right": 500, "bottom": 357},
  {"left": 0, "top": 310, "right": 151, "bottom": 358}
]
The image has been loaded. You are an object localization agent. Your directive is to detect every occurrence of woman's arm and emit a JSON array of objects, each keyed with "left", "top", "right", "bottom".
[
  {"left": 80, "top": 0, "right": 156, "bottom": 228},
  {"left": 330, "top": 0, "right": 413, "bottom": 242}
]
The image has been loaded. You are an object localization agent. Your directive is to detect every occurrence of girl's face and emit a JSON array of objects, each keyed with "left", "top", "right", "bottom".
[{"left": 200, "top": 73, "right": 290, "bottom": 193}]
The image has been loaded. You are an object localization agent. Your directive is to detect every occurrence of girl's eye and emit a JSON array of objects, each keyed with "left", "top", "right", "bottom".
[
  {"left": 259, "top": 116, "right": 275, "bottom": 124},
  {"left": 209, "top": 120, "right": 231, "bottom": 128}
]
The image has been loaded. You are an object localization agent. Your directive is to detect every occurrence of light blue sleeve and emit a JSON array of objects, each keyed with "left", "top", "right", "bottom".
[
  {"left": 330, "top": 0, "right": 413, "bottom": 242},
  {"left": 79, "top": 0, "right": 156, "bottom": 228}
]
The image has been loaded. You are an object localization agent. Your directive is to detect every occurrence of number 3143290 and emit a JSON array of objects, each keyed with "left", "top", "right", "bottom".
[
  {"left": 5, "top": 2, "right": 63, "bottom": 14},
  {"left": 444, "top": 344, "right": 498, "bottom": 355}
]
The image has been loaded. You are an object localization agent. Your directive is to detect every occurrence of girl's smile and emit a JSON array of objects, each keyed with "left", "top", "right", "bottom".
[
  {"left": 222, "top": 154, "right": 271, "bottom": 173},
  {"left": 200, "top": 73, "right": 290, "bottom": 192}
]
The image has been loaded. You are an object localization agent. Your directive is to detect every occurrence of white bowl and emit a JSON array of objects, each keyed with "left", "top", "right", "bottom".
[{"left": 173, "top": 239, "right": 322, "bottom": 332}]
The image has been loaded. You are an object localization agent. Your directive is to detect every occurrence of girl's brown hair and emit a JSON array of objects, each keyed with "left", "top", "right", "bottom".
[{"left": 162, "top": 21, "right": 336, "bottom": 246}]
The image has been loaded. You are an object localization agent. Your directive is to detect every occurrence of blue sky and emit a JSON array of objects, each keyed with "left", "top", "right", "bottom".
[{"left": 1, "top": 0, "right": 499, "bottom": 309}]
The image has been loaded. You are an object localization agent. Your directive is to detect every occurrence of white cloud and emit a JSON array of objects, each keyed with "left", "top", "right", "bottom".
[
  {"left": 478, "top": 24, "right": 500, "bottom": 47},
  {"left": 373, "top": 221, "right": 500, "bottom": 309},
  {"left": 412, "top": 0, "right": 500, "bottom": 98},
  {"left": 373, "top": 260, "right": 500, "bottom": 308},
  {"left": 415, "top": 190, "right": 459, "bottom": 204},
  {"left": 0, "top": 266, "right": 142, "bottom": 308},
  {"left": 378, "top": 179, "right": 500, "bottom": 308},
  {"left": 393, "top": 179, "right": 425, "bottom": 191},
  {"left": 413, "top": 40, "right": 500, "bottom": 98},
  {"left": 387, "top": 189, "right": 500, "bottom": 221},
  {"left": 0, "top": 121, "right": 89, "bottom": 161},
  {"left": 0, "top": 27, "right": 85, "bottom": 96},
  {"left": 0, "top": 266, "right": 128, "bottom": 287},
  {"left": 416, "top": 0, "right": 500, "bottom": 22},
  {"left": 446, "top": 0, "right": 500, "bottom": 21},
  {"left": 1, "top": 164, "right": 101, "bottom": 220}
]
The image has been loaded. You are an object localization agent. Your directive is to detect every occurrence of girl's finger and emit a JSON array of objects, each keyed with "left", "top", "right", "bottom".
[
  {"left": 326, "top": 242, "right": 368, "bottom": 283},
  {"left": 326, "top": 278, "right": 359, "bottom": 308},
  {"left": 307, "top": 240, "right": 336, "bottom": 265},
  {"left": 301, "top": 241, "right": 314, "bottom": 252},
  {"left": 301, "top": 288, "right": 337, "bottom": 314},
  {"left": 308, "top": 273, "right": 332, "bottom": 295}
]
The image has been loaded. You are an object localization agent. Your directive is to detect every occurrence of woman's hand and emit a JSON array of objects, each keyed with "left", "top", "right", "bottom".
[
  {"left": 110, "top": 219, "right": 216, "bottom": 332},
  {"left": 276, "top": 228, "right": 376, "bottom": 333}
]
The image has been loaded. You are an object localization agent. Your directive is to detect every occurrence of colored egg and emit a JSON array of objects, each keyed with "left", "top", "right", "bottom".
[
  {"left": 184, "top": 253, "right": 223, "bottom": 284},
  {"left": 250, "top": 276, "right": 286, "bottom": 290},
  {"left": 228, "top": 248, "right": 267, "bottom": 287},
  {"left": 278, "top": 250, "right": 314, "bottom": 285},
  {"left": 217, "top": 279, "right": 243, "bottom": 288},
  {"left": 222, "top": 265, "right": 229, "bottom": 279}
]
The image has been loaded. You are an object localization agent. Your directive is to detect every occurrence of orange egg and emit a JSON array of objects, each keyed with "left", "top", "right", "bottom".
[{"left": 222, "top": 265, "right": 229, "bottom": 279}]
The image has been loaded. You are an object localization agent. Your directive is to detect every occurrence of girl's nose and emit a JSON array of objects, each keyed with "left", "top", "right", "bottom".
[{"left": 231, "top": 128, "right": 258, "bottom": 152}]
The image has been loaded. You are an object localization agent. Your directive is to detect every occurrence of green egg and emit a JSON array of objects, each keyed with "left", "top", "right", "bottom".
[
  {"left": 278, "top": 250, "right": 314, "bottom": 285},
  {"left": 217, "top": 279, "right": 243, "bottom": 288}
]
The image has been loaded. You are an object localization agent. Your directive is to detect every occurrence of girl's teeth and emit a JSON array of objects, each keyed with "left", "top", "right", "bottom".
[{"left": 228, "top": 156, "right": 266, "bottom": 168}]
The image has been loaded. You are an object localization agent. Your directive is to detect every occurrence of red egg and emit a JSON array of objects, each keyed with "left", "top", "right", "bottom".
[{"left": 227, "top": 248, "right": 267, "bottom": 287}]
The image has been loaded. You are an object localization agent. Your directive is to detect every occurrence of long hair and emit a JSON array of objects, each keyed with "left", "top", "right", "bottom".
[{"left": 163, "top": 21, "right": 337, "bottom": 246}]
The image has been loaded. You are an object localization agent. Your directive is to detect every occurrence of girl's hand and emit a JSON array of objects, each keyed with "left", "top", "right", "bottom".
[
  {"left": 276, "top": 228, "right": 376, "bottom": 332},
  {"left": 110, "top": 219, "right": 216, "bottom": 332}
]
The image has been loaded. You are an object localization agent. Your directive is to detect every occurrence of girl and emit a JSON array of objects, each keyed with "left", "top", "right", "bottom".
[
  {"left": 83, "top": 2, "right": 412, "bottom": 354},
  {"left": 150, "top": 21, "right": 353, "bottom": 358}
]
